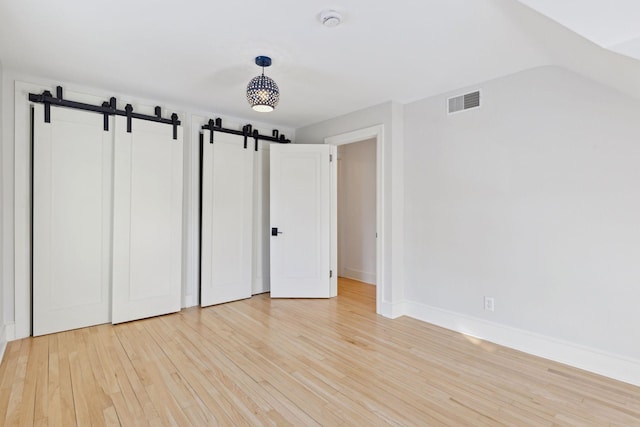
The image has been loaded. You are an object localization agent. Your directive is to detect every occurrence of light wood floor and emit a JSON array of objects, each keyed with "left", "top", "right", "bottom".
[{"left": 1, "top": 278, "right": 639, "bottom": 426}]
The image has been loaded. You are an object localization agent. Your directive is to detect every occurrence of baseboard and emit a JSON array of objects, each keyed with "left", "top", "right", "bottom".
[
  {"left": 252, "top": 283, "right": 270, "bottom": 296},
  {"left": 6, "top": 323, "right": 15, "bottom": 341},
  {"left": 182, "top": 294, "right": 198, "bottom": 309},
  {"left": 0, "top": 322, "right": 11, "bottom": 366},
  {"left": 380, "top": 300, "right": 406, "bottom": 319},
  {"left": 404, "top": 301, "right": 640, "bottom": 387},
  {"left": 342, "top": 268, "right": 376, "bottom": 285}
]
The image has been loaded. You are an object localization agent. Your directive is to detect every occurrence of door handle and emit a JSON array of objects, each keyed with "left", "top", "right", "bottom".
[{"left": 271, "top": 227, "right": 283, "bottom": 236}]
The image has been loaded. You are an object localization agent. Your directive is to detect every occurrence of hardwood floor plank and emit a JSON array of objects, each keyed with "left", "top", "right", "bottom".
[
  {"left": 45, "top": 334, "right": 63, "bottom": 427},
  {"left": 161, "top": 309, "right": 317, "bottom": 425},
  {"left": 0, "top": 278, "right": 638, "bottom": 426},
  {"left": 55, "top": 332, "right": 78, "bottom": 426},
  {"left": 103, "top": 405, "right": 120, "bottom": 427},
  {"left": 16, "top": 337, "right": 38, "bottom": 426},
  {"left": 110, "top": 324, "right": 159, "bottom": 423},
  {"left": 2, "top": 340, "right": 30, "bottom": 426},
  {"left": 32, "top": 336, "right": 49, "bottom": 425},
  {"left": 66, "top": 331, "right": 93, "bottom": 426},
  {"left": 116, "top": 322, "right": 192, "bottom": 426},
  {"left": 190, "top": 312, "right": 341, "bottom": 424}
]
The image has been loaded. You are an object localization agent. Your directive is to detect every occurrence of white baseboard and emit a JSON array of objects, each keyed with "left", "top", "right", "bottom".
[
  {"left": 380, "top": 300, "right": 406, "bottom": 319},
  {"left": 6, "top": 323, "right": 15, "bottom": 341},
  {"left": 182, "top": 294, "right": 198, "bottom": 309},
  {"left": 342, "top": 268, "right": 376, "bottom": 285},
  {"left": 403, "top": 301, "right": 640, "bottom": 387},
  {"left": 0, "top": 322, "right": 13, "bottom": 366},
  {"left": 252, "top": 282, "right": 270, "bottom": 296},
  {"left": 0, "top": 327, "right": 6, "bottom": 365}
]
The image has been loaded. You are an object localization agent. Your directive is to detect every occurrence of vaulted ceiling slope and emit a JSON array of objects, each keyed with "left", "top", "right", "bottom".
[
  {"left": 517, "top": 0, "right": 640, "bottom": 60},
  {"left": 0, "top": 0, "right": 638, "bottom": 128}
]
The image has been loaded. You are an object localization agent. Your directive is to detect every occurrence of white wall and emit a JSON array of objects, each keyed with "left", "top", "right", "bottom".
[
  {"left": 338, "top": 139, "right": 376, "bottom": 284},
  {"left": 0, "top": 59, "right": 6, "bottom": 361},
  {"left": 403, "top": 65, "right": 640, "bottom": 385},
  {"left": 296, "top": 102, "right": 405, "bottom": 317},
  {"left": 1, "top": 71, "right": 294, "bottom": 339}
]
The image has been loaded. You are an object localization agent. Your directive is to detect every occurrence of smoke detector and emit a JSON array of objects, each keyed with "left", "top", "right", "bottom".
[{"left": 320, "top": 10, "right": 342, "bottom": 27}]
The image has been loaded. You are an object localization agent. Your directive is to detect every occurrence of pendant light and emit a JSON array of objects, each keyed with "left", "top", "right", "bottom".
[{"left": 246, "top": 56, "right": 280, "bottom": 112}]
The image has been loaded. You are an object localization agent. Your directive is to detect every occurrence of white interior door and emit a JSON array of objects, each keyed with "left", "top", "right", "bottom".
[
  {"left": 201, "top": 132, "right": 254, "bottom": 306},
  {"left": 270, "top": 144, "right": 336, "bottom": 298},
  {"left": 112, "top": 116, "right": 183, "bottom": 324},
  {"left": 252, "top": 140, "right": 270, "bottom": 295},
  {"left": 32, "top": 104, "right": 112, "bottom": 336}
]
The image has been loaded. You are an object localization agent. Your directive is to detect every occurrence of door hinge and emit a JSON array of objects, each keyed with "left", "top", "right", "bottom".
[
  {"left": 330, "top": 270, "right": 333, "bottom": 278},
  {"left": 330, "top": 154, "right": 333, "bottom": 162}
]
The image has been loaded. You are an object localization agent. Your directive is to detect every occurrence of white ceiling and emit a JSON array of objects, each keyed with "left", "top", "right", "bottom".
[
  {"left": 516, "top": 0, "right": 640, "bottom": 59},
  {"left": 0, "top": 0, "right": 638, "bottom": 128}
]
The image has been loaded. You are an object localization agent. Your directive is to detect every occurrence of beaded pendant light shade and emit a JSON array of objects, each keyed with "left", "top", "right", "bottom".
[{"left": 246, "top": 56, "right": 280, "bottom": 112}]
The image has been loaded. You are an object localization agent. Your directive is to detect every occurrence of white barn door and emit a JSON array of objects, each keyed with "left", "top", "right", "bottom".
[
  {"left": 32, "top": 104, "right": 112, "bottom": 336},
  {"left": 270, "top": 144, "right": 336, "bottom": 298},
  {"left": 201, "top": 132, "right": 254, "bottom": 307},
  {"left": 112, "top": 116, "right": 183, "bottom": 324}
]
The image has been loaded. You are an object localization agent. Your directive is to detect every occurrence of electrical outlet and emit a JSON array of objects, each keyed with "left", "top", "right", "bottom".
[{"left": 484, "top": 296, "right": 495, "bottom": 312}]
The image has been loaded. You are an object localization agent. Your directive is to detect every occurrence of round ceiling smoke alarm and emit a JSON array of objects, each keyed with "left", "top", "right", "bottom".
[{"left": 320, "top": 10, "right": 342, "bottom": 27}]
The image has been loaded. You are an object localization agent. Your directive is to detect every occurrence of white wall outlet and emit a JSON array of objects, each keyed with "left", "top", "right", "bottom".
[{"left": 484, "top": 296, "right": 495, "bottom": 312}]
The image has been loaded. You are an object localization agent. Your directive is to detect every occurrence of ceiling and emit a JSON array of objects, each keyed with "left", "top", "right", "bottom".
[
  {"left": 0, "top": 0, "right": 638, "bottom": 128},
  {"left": 516, "top": 0, "right": 640, "bottom": 59}
]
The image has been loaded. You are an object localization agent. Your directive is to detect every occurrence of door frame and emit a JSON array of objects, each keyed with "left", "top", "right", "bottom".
[{"left": 325, "top": 125, "right": 384, "bottom": 314}]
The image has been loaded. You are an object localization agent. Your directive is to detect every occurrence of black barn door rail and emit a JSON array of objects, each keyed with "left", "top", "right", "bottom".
[
  {"left": 29, "top": 86, "right": 181, "bottom": 140},
  {"left": 202, "top": 117, "right": 291, "bottom": 151}
]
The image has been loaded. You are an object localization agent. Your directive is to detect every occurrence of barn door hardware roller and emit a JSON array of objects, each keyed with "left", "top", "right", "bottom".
[
  {"left": 29, "top": 85, "right": 182, "bottom": 140},
  {"left": 242, "top": 124, "right": 252, "bottom": 149},
  {"left": 240, "top": 125, "right": 261, "bottom": 151},
  {"left": 205, "top": 118, "right": 222, "bottom": 144},
  {"left": 201, "top": 117, "right": 292, "bottom": 147}
]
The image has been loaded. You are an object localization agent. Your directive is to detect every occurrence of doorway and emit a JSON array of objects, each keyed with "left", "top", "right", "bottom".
[
  {"left": 325, "top": 125, "right": 384, "bottom": 314},
  {"left": 337, "top": 139, "right": 376, "bottom": 309}
]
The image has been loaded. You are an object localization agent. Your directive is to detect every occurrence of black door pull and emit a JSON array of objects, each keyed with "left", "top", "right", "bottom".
[{"left": 271, "top": 227, "right": 283, "bottom": 236}]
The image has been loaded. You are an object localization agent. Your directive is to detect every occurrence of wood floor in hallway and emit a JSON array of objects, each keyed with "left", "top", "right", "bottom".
[{"left": 0, "top": 277, "right": 638, "bottom": 426}]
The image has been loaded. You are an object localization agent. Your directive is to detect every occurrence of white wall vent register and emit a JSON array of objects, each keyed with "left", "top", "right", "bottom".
[{"left": 447, "top": 90, "right": 481, "bottom": 114}]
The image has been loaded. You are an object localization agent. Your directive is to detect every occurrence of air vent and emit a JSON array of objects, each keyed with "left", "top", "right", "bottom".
[{"left": 447, "top": 90, "right": 481, "bottom": 114}]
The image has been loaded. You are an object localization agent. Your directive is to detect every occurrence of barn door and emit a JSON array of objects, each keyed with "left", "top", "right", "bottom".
[
  {"left": 32, "top": 104, "right": 112, "bottom": 336},
  {"left": 112, "top": 116, "right": 183, "bottom": 324},
  {"left": 200, "top": 132, "right": 254, "bottom": 307}
]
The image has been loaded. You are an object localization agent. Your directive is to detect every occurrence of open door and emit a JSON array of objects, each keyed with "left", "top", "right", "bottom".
[{"left": 270, "top": 144, "right": 337, "bottom": 298}]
